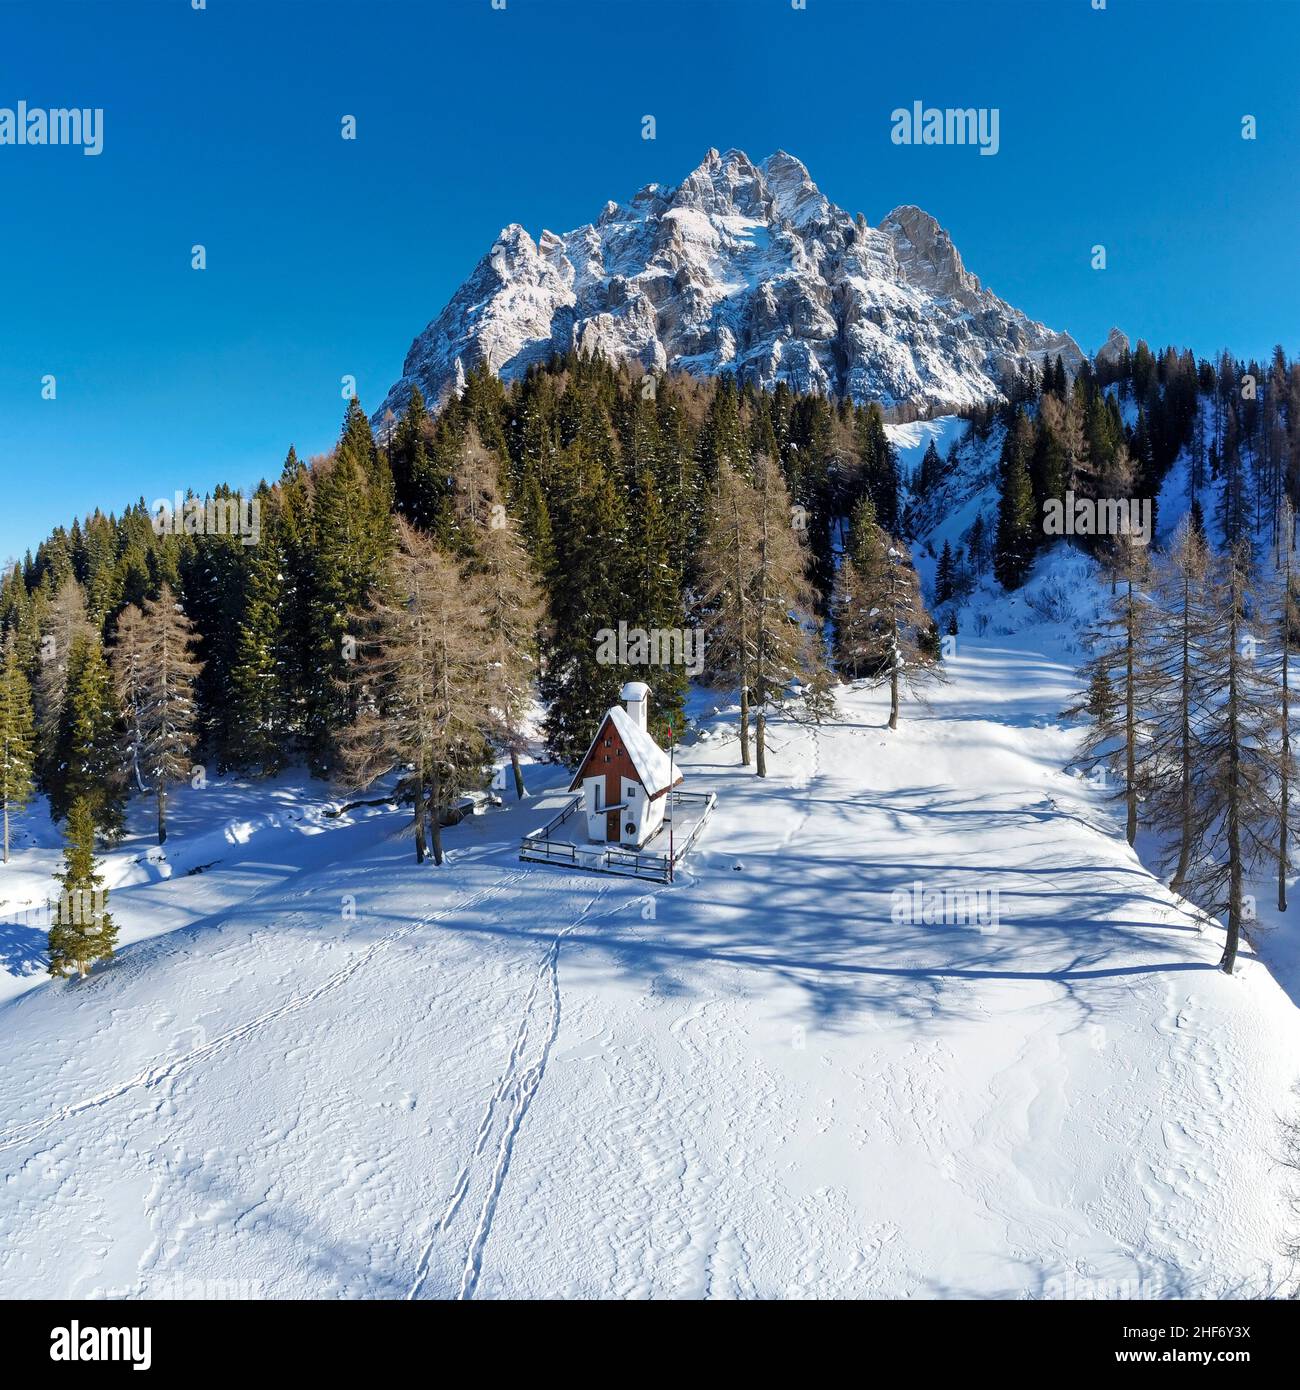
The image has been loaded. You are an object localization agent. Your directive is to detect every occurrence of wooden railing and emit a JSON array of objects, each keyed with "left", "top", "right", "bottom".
[{"left": 520, "top": 787, "right": 717, "bottom": 883}]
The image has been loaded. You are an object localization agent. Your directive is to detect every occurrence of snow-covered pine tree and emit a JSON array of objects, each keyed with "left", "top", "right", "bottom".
[
  {"left": 0, "top": 631, "right": 37, "bottom": 863},
  {"left": 336, "top": 519, "right": 491, "bottom": 865},
  {"left": 110, "top": 584, "right": 203, "bottom": 844},
  {"left": 47, "top": 795, "right": 117, "bottom": 979}
]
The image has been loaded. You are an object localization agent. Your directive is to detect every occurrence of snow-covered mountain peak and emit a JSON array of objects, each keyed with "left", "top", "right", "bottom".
[
  {"left": 879, "top": 203, "right": 982, "bottom": 301},
  {"left": 375, "top": 149, "right": 1083, "bottom": 423}
]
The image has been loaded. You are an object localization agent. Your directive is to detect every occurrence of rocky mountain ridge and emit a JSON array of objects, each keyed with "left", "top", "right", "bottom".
[{"left": 376, "top": 148, "right": 1082, "bottom": 425}]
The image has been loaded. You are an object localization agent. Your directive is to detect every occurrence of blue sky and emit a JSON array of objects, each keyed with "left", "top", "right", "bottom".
[{"left": 1, "top": 0, "right": 1297, "bottom": 564}]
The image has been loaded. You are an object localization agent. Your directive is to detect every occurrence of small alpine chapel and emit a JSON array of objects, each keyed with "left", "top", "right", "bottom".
[{"left": 569, "top": 682, "right": 683, "bottom": 849}]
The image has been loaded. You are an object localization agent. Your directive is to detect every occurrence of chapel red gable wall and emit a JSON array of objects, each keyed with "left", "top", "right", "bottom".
[{"left": 575, "top": 716, "right": 638, "bottom": 807}]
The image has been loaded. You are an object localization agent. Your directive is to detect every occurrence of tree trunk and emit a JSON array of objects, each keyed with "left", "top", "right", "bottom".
[
  {"left": 739, "top": 680, "right": 751, "bottom": 766},
  {"left": 734, "top": 500, "right": 751, "bottom": 767},
  {"left": 1221, "top": 579, "right": 1242, "bottom": 974},
  {"left": 754, "top": 465, "right": 770, "bottom": 778},
  {"left": 1281, "top": 648, "right": 1290, "bottom": 913},
  {"left": 157, "top": 784, "right": 167, "bottom": 847},
  {"left": 429, "top": 764, "right": 444, "bottom": 866},
  {"left": 1280, "top": 545, "right": 1291, "bottom": 913},
  {"left": 2, "top": 803, "right": 8, "bottom": 864},
  {"left": 889, "top": 663, "right": 900, "bottom": 731},
  {"left": 1172, "top": 572, "right": 1192, "bottom": 892},
  {"left": 414, "top": 786, "right": 427, "bottom": 864},
  {"left": 511, "top": 748, "right": 527, "bottom": 800},
  {"left": 1124, "top": 577, "right": 1137, "bottom": 846}
]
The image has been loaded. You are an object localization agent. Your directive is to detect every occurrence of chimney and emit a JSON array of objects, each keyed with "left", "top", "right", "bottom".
[{"left": 620, "top": 680, "right": 650, "bottom": 732}]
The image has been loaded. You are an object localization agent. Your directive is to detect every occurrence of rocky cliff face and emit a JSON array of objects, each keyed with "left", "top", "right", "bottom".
[
  {"left": 1096, "top": 326, "right": 1130, "bottom": 367},
  {"left": 375, "top": 148, "right": 1082, "bottom": 425}
]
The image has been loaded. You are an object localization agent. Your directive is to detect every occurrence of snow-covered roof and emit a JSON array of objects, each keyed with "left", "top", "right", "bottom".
[{"left": 569, "top": 704, "right": 682, "bottom": 796}]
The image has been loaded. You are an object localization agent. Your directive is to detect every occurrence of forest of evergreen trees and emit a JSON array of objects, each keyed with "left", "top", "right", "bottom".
[
  {"left": 0, "top": 354, "right": 933, "bottom": 900},
  {"left": 993, "top": 341, "right": 1300, "bottom": 976},
  {"left": 2, "top": 337, "right": 1298, "bottom": 975}
]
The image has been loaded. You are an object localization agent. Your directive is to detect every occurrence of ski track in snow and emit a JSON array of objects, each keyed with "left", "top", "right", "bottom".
[
  {"left": 1, "top": 638, "right": 1298, "bottom": 1300},
  {"left": 0, "top": 868, "right": 532, "bottom": 1157},
  {"left": 411, "top": 880, "right": 612, "bottom": 1300}
]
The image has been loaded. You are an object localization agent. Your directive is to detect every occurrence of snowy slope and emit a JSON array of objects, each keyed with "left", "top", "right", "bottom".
[
  {"left": 375, "top": 149, "right": 1082, "bottom": 423},
  {"left": 0, "top": 641, "right": 1295, "bottom": 1300}
]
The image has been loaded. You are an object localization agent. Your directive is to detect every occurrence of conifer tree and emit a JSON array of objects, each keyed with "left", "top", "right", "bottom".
[
  {"left": 966, "top": 512, "right": 990, "bottom": 577},
  {"left": 539, "top": 435, "right": 629, "bottom": 764},
  {"left": 1076, "top": 538, "right": 1154, "bottom": 845},
  {"left": 390, "top": 385, "right": 452, "bottom": 538},
  {"left": 1189, "top": 494, "right": 1207, "bottom": 542},
  {"left": 270, "top": 447, "right": 314, "bottom": 745},
  {"left": 855, "top": 404, "right": 901, "bottom": 535},
  {"left": 697, "top": 461, "right": 761, "bottom": 765},
  {"left": 336, "top": 519, "right": 491, "bottom": 864},
  {"left": 696, "top": 373, "right": 748, "bottom": 487},
  {"left": 1275, "top": 503, "right": 1297, "bottom": 912},
  {"left": 1037, "top": 391, "right": 1088, "bottom": 503},
  {"left": 111, "top": 585, "right": 203, "bottom": 844},
  {"left": 835, "top": 493, "right": 939, "bottom": 729},
  {"left": 1085, "top": 662, "right": 1116, "bottom": 727},
  {"left": 935, "top": 539, "right": 954, "bottom": 605},
  {"left": 624, "top": 465, "right": 689, "bottom": 744},
  {"left": 0, "top": 563, "right": 39, "bottom": 671},
  {"left": 224, "top": 494, "right": 287, "bottom": 773},
  {"left": 302, "top": 403, "right": 395, "bottom": 771},
  {"left": 1140, "top": 519, "right": 1212, "bottom": 891},
  {"left": 916, "top": 439, "right": 943, "bottom": 499},
  {"left": 47, "top": 795, "right": 117, "bottom": 978},
  {"left": 49, "top": 633, "right": 125, "bottom": 838},
  {"left": 994, "top": 414, "right": 1037, "bottom": 589},
  {"left": 834, "top": 493, "right": 884, "bottom": 681},
  {"left": 33, "top": 580, "right": 93, "bottom": 793},
  {"left": 0, "top": 632, "right": 37, "bottom": 863},
  {"left": 453, "top": 432, "right": 545, "bottom": 799},
  {"left": 749, "top": 452, "right": 824, "bottom": 775},
  {"left": 1186, "top": 544, "right": 1280, "bottom": 973}
]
